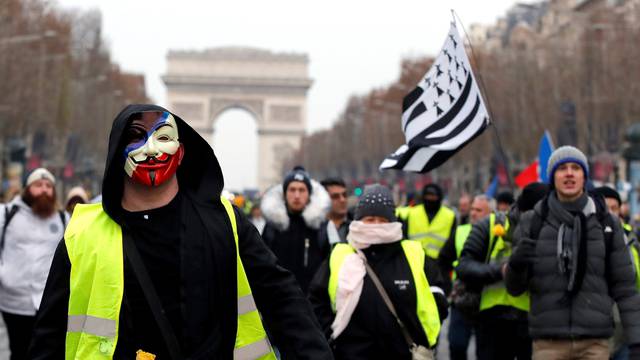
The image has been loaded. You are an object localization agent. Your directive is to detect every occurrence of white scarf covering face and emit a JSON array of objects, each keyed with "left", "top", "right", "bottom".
[{"left": 331, "top": 221, "right": 403, "bottom": 339}]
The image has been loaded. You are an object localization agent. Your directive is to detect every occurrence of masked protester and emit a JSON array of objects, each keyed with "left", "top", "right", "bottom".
[
  {"left": 0, "top": 168, "right": 68, "bottom": 360},
  {"left": 309, "top": 184, "right": 448, "bottom": 360},
  {"left": 398, "top": 183, "right": 456, "bottom": 260},
  {"left": 29, "top": 105, "right": 333, "bottom": 359}
]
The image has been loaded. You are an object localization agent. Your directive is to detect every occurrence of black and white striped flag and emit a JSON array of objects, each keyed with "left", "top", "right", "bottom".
[{"left": 380, "top": 22, "right": 490, "bottom": 172}]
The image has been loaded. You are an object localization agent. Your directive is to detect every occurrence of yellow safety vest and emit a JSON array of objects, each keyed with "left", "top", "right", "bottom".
[
  {"left": 64, "top": 198, "right": 276, "bottom": 360},
  {"left": 479, "top": 213, "right": 529, "bottom": 312},
  {"left": 631, "top": 245, "right": 640, "bottom": 291},
  {"left": 406, "top": 204, "right": 455, "bottom": 259},
  {"left": 451, "top": 223, "right": 472, "bottom": 280},
  {"left": 327, "top": 241, "right": 441, "bottom": 347}
]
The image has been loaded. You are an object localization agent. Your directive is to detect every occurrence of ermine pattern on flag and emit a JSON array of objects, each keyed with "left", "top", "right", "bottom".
[{"left": 380, "top": 22, "right": 490, "bottom": 173}]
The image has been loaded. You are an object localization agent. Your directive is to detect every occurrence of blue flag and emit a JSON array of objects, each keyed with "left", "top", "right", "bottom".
[
  {"left": 538, "top": 131, "right": 555, "bottom": 183},
  {"left": 485, "top": 175, "right": 498, "bottom": 198}
]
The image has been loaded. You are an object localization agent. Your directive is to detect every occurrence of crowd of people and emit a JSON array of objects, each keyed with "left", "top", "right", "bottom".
[{"left": 0, "top": 105, "right": 638, "bottom": 360}]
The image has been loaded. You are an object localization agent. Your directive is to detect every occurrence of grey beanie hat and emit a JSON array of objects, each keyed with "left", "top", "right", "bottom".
[
  {"left": 547, "top": 146, "right": 589, "bottom": 183},
  {"left": 354, "top": 184, "right": 397, "bottom": 222}
]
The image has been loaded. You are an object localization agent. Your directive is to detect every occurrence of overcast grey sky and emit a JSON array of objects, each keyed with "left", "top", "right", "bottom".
[{"left": 57, "top": 0, "right": 520, "bottom": 190}]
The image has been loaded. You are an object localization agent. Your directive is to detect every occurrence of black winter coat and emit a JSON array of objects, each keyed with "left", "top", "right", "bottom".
[
  {"left": 457, "top": 212, "right": 528, "bottom": 320},
  {"left": 505, "top": 194, "right": 640, "bottom": 344},
  {"left": 262, "top": 214, "right": 330, "bottom": 293},
  {"left": 308, "top": 242, "right": 449, "bottom": 360},
  {"left": 29, "top": 104, "right": 332, "bottom": 359}
]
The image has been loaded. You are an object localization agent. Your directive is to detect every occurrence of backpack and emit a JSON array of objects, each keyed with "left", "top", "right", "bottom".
[
  {"left": 528, "top": 193, "right": 615, "bottom": 250},
  {"left": 0, "top": 204, "right": 67, "bottom": 258}
]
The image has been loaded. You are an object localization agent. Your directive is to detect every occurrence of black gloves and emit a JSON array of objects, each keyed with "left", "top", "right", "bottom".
[{"left": 509, "top": 237, "right": 537, "bottom": 271}]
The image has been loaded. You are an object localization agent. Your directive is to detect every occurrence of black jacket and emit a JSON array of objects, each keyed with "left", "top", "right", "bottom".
[
  {"left": 457, "top": 211, "right": 527, "bottom": 320},
  {"left": 308, "top": 242, "right": 448, "bottom": 360},
  {"left": 260, "top": 181, "right": 331, "bottom": 293},
  {"left": 505, "top": 194, "right": 640, "bottom": 343},
  {"left": 262, "top": 214, "right": 330, "bottom": 293},
  {"left": 29, "top": 104, "right": 333, "bottom": 359}
]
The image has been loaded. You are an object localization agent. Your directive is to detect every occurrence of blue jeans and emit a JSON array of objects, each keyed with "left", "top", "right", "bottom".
[{"left": 449, "top": 307, "right": 474, "bottom": 360}]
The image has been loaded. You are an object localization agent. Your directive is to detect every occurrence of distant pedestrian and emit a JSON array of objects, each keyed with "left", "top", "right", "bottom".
[
  {"left": 0, "top": 168, "right": 67, "bottom": 360},
  {"left": 438, "top": 194, "right": 492, "bottom": 360},
  {"left": 457, "top": 183, "right": 548, "bottom": 360},
  {"left": 261, "top": 166, "right": 331, "bottom": 292},
  {"left": 457, "top": 194, "right": 472, "bottom": 225},
  {"left": 64, "top": 186, "right": 89, "bottom": 215},
  {"left": 496, "top": 191, "right": 515, "bottom": 213},
  {"left": 248, "top": 204, "right": 266, "bottom": 234},
  {"left": 318, "top": 177, "right": 352, "bottom": 246},
  {"left": 399, "top": 183, "right": 456, "bottom": 260}
]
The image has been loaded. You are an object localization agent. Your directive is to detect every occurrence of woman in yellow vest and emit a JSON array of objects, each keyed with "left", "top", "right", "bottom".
[
  {"left": 309, "top": 184, "right": 448, "bottom": 360},
  {"left": 29, "top": 105, "right": 333, "bottom": 359}
]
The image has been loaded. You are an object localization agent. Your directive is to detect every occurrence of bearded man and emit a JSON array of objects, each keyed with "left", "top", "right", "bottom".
[{"left": 0, "top": 168, "right": 67, "bottom": 360}]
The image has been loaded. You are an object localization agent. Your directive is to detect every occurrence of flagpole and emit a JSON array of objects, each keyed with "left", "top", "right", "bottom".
[{"left": 451, "top": 9, "right": 515, "bottom": 189}]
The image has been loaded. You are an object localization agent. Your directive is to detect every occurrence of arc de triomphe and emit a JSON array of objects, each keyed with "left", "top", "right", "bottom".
[{"left": 162, "top": 47, "right": 312, "bottom": 191}]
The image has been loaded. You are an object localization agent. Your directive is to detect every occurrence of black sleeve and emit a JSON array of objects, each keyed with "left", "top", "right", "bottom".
[
  {"left": 235, "top": 208, "right": 334, "bottom": 359},
  {"left": 29, "top": 239, "right": 69, "bottom": 359},
  {"left": 424, "top": 256, "right": 448, "bottom": 322},
  {"left": 307, "top": 260, "right": 334, "bottom": 340},
  {"left": 456, "top": 218, "right": 503, "bottom": 289},
  {"left": 436, "top": 227, "right": 457, "bottom": 295},
  {"left": 505, "top": 212, "right": 533, "bottom": 296}
]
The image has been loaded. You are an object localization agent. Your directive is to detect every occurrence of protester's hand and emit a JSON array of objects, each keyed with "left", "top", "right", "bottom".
[{"left": 508, "top": 237, "right": 536, "bottom": 271}]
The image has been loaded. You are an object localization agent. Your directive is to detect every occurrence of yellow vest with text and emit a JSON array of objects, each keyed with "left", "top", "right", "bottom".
[
  {"left": 327, "top": 241, "right": 441, "bottom": 347},
  {"left": 406, "top": 204, "right": 455, "bottom": 259},
  {"left": 63, "top": 198, "right": 276, "bottom": 360},
  {"left": 479, "top": 213, "right": 529, "bottom": 312}
]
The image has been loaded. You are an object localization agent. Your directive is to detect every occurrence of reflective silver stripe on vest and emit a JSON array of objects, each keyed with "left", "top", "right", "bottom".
[
  {"left": 409, "top": 232, "right": 448, "bottom": 243},
  {"left": 238, "top": 294, "right": 258, "bottom": 316},
  {"left": 67, "top": 315, "right": 116, "bottom": 337},
  {"left": 234, "top": 338, "right": 271, "bottom": 360}
]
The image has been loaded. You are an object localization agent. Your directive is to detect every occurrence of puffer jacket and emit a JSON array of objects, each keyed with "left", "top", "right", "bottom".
[
  {"left": 261, "top": 180, "right": 330, "bottom": 292},
  {"left": 506, "top": 194, "right": 640, "bottom": 344}
]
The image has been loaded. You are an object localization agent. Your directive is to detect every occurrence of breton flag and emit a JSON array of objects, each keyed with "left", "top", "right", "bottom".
[{"left": 380, "top": 22, "right": 490, "bottom": 172}]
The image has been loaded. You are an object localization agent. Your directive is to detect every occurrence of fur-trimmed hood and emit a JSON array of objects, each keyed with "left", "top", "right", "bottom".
[{"left": 261, "top": 179, "right": 330, "bottom": 231}]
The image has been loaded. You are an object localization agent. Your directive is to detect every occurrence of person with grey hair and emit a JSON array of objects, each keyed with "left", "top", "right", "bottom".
[
  {"left": 457, "top": 183, "right": 550, "bottom": 360},
  {"left": 437, "top": 193, "right": 492, "bottom": 360}
]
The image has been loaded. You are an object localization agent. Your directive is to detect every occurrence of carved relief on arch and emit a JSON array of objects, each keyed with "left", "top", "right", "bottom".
[{"left": 208, "top": 98, "right": 265, "bottom": 128}]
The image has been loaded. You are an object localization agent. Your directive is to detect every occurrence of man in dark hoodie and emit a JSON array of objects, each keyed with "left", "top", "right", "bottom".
[
  {"left": 399, "top": 183, "right": 456, "bottom": 261},
  {"left": 260, "top": 166, "right": 330, "bottom": 293},
  {"left": 506, "top": 146, "right": 640, "bottom": 359},
  {"left": 29, "top": 105, "right": 333, "bottom": 359}
]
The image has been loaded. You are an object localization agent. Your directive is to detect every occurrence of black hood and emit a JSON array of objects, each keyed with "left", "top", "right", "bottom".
[{"left": 102, "top": 104, "right": 224, "bottom": 222}]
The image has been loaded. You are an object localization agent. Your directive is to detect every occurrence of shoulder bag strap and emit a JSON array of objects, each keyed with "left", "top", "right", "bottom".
[
  {"left": 122, "top": 230, "right": 182, "bottom": 360},
  {"left": 362, "top": 254, "right": 416, "bottom": 348}
]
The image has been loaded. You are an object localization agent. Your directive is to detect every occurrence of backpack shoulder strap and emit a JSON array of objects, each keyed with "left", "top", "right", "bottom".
[
  {"left": 0, "top": 205, "right": 19, "bottom": 257},
  {"left": 58, "top": 210, "right": 66, "bottom": 229},
  {"left": 529, "top": 196, "right": 548, "bottom": 239}
]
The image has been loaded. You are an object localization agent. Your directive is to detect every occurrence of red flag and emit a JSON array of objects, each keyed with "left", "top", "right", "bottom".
[{"left": 515, "top": 160, "right": 539, "bottom": 189}]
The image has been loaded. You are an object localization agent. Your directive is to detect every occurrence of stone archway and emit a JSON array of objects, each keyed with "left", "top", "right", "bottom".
[{"left": 162, "top": 47, "right": 313, "bottom": 190}]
